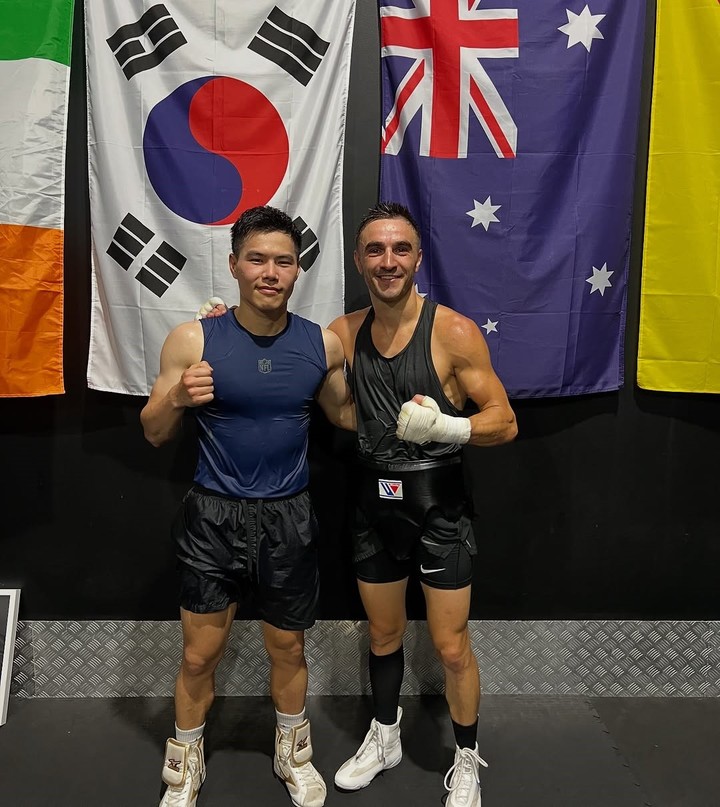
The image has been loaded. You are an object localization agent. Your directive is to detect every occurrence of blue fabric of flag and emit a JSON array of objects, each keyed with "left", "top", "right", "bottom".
[{"left": 379, "top": 0, "right": 647, "bottom": 398}]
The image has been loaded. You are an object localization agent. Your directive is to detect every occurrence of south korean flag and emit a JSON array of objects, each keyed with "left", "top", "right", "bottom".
[{"left": 86, "top": 1, "right": 356, "bottom": 395}]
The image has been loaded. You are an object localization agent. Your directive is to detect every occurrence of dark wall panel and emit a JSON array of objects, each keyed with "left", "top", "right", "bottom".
[{"left": 2, "top": 1, "right": 718, "bottom": 622}]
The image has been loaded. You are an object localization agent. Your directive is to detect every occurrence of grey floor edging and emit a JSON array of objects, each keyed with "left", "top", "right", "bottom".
[{"left": 10, "top": 619, "right": 720, "bottom": 698}]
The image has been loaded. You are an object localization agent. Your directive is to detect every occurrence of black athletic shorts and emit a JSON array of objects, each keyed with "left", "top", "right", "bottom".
[
  {"left": 172, "top": 485, "right": 319, "bottom": 631},
  {"left": 351, "top": 456, "right": 476, "bottom": 590}
]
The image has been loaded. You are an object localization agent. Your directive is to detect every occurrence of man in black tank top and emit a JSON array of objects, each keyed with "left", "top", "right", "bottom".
[
  {"left": 195, "top": 203, "right": 517, "bottom": 807},
  {"left": 329, "top": 203, "right": 517, "bottom": 807}
]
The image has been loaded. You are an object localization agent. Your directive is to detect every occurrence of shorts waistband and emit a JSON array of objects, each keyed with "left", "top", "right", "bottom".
[
  {"left": 355, "top": 455, "right": 462, "bottom": 473},
  {"left": 191, "top": 484, "right": 308, "bottom": 503}
]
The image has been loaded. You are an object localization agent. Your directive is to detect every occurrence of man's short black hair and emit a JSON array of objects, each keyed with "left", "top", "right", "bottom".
[
  {"left": 230, "top": 206, "right": 302, "bottom": 257},
  {"left": 355, "top": 201, "right": 421, "bottom": 247}
]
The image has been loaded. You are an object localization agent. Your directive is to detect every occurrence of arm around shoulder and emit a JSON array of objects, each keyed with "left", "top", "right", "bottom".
[
  {"left": 316, "top": 327, "right": 356, "bottom": 432},
  {"left": 140, "top": 320, "right": 211, "bottom": 447}
]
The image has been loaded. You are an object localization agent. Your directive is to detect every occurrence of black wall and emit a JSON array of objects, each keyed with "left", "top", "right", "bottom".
[{"left": 1, "top": 1, "right": 718, "bottom": 622}]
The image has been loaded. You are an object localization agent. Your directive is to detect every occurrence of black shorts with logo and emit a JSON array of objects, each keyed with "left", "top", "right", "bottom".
[
  {"left": 351, "top": 456, "right": 476, "bottom": 590},
  {"left": 172, "top": 486, "right": 319, "bottom": 630}
]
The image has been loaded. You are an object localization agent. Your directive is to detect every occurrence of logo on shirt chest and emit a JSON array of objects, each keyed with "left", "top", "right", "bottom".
[
  {"left": 378, "top": 479, "right": 403, "bottom": 500},
  {"left": 258, "top": 358, "right": 272, "bottom": 374}
]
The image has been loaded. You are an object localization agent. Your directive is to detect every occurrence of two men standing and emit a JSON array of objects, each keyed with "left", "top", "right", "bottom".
[{"left": 142, "top": 203, "right": 516, "bottom": 807}]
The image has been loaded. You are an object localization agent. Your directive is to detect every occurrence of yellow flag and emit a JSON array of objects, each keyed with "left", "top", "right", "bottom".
[{"left": 637, "top": 0, "right": 720, "bottom": 393}]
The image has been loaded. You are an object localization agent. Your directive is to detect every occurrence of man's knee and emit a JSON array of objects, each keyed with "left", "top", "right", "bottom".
[
  {"left": 432, "top": 628, "right": 474, "bottom": 672},
  {"left": 181, "top": 645, "right": 223, "bottom": 678},
  {"left": 265, "top": 629, "right": 306, "bottom": 667},
  {"left": 368, "top": 618, "right": 406, "bottom": 652}
]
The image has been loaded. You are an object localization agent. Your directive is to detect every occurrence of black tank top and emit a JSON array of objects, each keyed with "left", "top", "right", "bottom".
[{"left": 351, "top": 298, "right": 463, "bottom": 463}]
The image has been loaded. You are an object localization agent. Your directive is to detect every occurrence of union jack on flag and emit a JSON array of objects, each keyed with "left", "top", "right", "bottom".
[
  {"left": 381, "top": 0, "right": 519, "bottom": 158},
  {"left": 380, "top": 0, "right": 648, "bottom": 398}
]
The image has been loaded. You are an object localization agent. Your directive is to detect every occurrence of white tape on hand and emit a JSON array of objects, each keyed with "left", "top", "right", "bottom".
[
  {"left": 395, "top": 396, "right": 471, "bottom": 445},
  {"left": 195, "top": 297, "right": 226, "bottom": 320}
]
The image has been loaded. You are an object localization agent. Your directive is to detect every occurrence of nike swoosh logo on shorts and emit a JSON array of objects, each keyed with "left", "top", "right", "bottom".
[{"left": 420, "top": 565, "right": 445, "bottom": 574}]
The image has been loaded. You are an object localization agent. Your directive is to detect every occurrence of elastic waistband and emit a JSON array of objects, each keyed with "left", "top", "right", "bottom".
[
  {"left": 190, "top": 484, "right": 308, "bottom": 503},
  {"left": 355, "top": 454, "right": 462, "bottom": 473}
]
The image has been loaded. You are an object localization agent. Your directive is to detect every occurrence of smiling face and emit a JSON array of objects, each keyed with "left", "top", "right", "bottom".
[
  {"left": 354, "top": 217, "right": 422, "bottom": 305},
  {"left": 229, "top": 230, "right": 300, "bottom": 316}
]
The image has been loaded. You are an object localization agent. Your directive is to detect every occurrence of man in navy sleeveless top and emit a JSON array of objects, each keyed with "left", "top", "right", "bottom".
[
  {"left": 195, "top": 203, "right": 516, "bottom": 807},
  {"left": 329, "top": 203, "right": 516, "bottom": 807},
  {"left": 141, "top": 206, "right": 355, "bottom": 807}
]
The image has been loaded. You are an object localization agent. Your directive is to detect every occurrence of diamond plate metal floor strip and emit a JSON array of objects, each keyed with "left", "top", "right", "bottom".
[{"left": 10, "top": 620, "right": 720, "bottom": 698}]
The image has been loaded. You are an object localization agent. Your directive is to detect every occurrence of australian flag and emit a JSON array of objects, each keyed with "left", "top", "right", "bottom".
[{"left": 380, "top": 0, "right": 647, "bottom": 398}]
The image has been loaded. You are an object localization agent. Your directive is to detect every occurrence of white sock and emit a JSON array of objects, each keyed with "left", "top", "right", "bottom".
[
  {"left": 276, "top": 708, "right": 306, "bottom": 731},
  {"left": 175, "top": 723, "right": 205, "bottom": 744}
]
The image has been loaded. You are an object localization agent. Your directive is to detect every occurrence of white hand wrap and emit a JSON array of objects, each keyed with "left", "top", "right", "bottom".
[
  {"left": 395, "top": 396, "right": 471, "bottom": 445},
  {"left": 195, "top": 296, "right": 226, "bottom": 320}
]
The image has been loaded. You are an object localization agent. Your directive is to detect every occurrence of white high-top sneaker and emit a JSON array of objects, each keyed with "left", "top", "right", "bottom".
[
  {"left": 159, "top": 737, "right": 206, "bottom": 807},
  {"left": 274, "top": 719, "right": 327, "bottom": 807},
  {"left": 444, "top": 744, "right": 489, "bottom": 807},
  {"left": 334, "top": 707, "right": 403, "bottom": 790}
]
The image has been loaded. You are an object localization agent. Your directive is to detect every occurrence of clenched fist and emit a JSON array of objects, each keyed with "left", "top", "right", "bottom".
[
  {"left": 396, "top": 395, "right": 471, "bottom": 445},
  {"left": 178, "top": 360, "right": 215, "bottom": 407}
]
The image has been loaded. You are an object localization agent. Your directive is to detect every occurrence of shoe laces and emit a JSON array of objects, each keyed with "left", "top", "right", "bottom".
[
  {"left": 444, "top": 746, "right": 488, "bottom": 802},
  {"left": 279, "top": 738, "right": 322, "bottom": 789},
  {"left": 284, "top": 750, "right": 322, "bottom": 789},
  {"left": 163, "top": 756, "right": 200, "bottom": 806},
  {"left": 355, "top": 719, "right": 385, "bottom": 764},
  {"left": 294, "top": 759, "right": 323, "bottom": 789},
  {"left": 163, "top": 783, "right": 190, "bottom": 807}
]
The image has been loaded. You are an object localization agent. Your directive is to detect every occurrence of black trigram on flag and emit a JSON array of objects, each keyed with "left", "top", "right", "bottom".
[
  {"left": 107, "top": 214, "right": 187, "bottom": 298},
  {"left": 106, "top": 214, "right": 152, "bottom": 269},
  {"left": 106, "top": 3, "right": 186, "bottom": 80},
  {"left": 293, "top": 217, "right": 320, "bottom": 272},
  {"left": 249, "top": 7, "right": 329, "bottom": 86}
]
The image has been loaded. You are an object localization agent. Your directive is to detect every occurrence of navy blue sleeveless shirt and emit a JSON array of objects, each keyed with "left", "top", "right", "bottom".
[{"left": 193, "top": 311, "right": 327, "bottom": 498}]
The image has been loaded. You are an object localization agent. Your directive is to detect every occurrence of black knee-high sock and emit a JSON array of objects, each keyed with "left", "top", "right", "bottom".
[
  {"left": 369, "top": 646, "right": 404, "bottom": 725},
  {"left": 452, "top": 717, "right": 479, "bottom": 750}
]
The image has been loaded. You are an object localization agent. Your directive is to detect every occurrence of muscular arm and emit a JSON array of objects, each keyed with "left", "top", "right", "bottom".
[
  {"left": 445, "top": 316, "right": 517, "bottom": 446},
  {"left": 327, "top": 309, "right": 365, "bottom": 366},
  {"left": 397, "top": 310, "right": 517, "bottom": 447},
  {"left": 139, "top": 321, "right": 211, "bottom": 447},
  {"left": 315, "top": 328, "right": 356, "bottom": 432}
]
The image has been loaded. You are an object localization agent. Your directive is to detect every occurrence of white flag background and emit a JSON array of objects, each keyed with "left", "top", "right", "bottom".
[{"left": 86, "top": 1, "right": 356, "bottom": 394}]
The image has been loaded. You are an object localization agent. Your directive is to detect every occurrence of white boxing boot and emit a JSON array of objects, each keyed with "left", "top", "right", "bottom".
[
  {"left": 159, "top": 737, "right": 206, "bottom": 807},
  {"left": 444, "top": 743, "right": 489, "bottom": 807},
  {"left": 274, "top": 719, "right": 327, "bottom": 807},
  {"left": 334, "top": 707, "right": 402, "bottom": 790}
]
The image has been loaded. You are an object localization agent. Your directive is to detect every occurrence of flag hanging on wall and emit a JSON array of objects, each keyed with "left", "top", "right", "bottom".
[
  {"left": 0, "top": 0, "right": 74, "bottom": 397},
  {"left": 637, "top": 0, "right": 720, "bottom": 394},
  {"left": 86, "top": 1, "right": 355, "bottom": 395},
  {"left": 379, "top": 0, "right": 646, "bottom": 398}
]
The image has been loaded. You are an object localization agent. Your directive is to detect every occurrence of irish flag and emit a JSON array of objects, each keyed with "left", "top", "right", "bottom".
[{"left": 0, "top": 0, "right": 73, "bottom": 397}]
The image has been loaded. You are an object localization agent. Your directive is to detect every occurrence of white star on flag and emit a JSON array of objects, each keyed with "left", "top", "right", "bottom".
[
  {"left": 414, "top": 283, "right": 427, "bottom": 298},
  {"left": 559, "top": 5, "right": 605, "bottom": 52},
  {"left": 482, "top": 319, "right": 499, "bottom": 334},
  {"left": 586, "top": 263, "right": 613, "bottom": 296},
  {"left": 466, "top": 197, "right": 501, "bottom": 231}
]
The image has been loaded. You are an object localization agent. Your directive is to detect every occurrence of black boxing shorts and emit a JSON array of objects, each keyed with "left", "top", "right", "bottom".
[
  {"left": 351, "top": 456, "right": 476, "bottom": 589},
  {"left": 172, "top": 486, "right": 319, "bottom": 630}
]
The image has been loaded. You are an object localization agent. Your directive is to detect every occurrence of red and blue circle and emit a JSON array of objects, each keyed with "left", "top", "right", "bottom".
[{"left": 143, "top": 77, "right": 289, "bottom": 226}]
